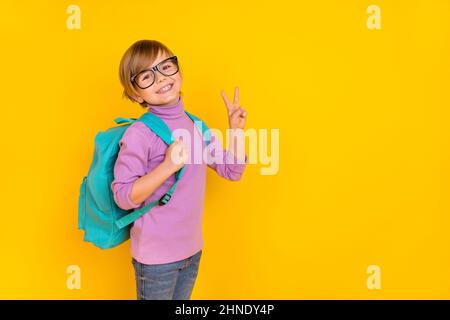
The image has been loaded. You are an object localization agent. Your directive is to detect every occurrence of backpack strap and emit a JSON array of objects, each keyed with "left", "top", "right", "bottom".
[
  {"left": 115, "top": 166, "right": 184, "bottom": 229},
  {"left": 115, "top": 199, "right": 160, "bottom": 229},
  {"left": 114, "top": 117, "right": 137, "bottom": 124},
  {"left": 138, "top": 113, "right": 175, "bottom": 145},
  {"left": 185, "top": 111, "right": 211, "bottom": 146},
  {"left": 114, "top": 111, "right": 210, "bottom": 230},
  {"left": 115, "top": 113, "right": 183, "bottom": 229}
]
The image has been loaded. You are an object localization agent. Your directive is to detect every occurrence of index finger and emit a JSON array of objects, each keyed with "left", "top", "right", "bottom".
[
  {"left": 221, "top": 90, "right": 232, "bottom": 111},
  {"left": 233, "top": 86, "right": 239, "bottom": 105}
]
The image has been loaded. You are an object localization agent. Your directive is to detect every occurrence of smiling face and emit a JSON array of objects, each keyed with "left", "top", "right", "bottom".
[{"left": 131, "top": 51, "right": 183, "bottom": 107}]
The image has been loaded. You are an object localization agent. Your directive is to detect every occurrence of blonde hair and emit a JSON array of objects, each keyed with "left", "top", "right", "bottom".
[{"left": 119, "top": 40, "right": 183, "bottom": 108}]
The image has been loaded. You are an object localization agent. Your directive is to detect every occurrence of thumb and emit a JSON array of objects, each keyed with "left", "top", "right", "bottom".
[{"left": 231, "top": 107, "right": 243, "bottom": 119}]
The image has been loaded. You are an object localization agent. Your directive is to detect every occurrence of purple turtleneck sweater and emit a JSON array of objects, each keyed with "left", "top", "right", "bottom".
[{"left": 111, "top": 96, "right": 248, "bottom": 264}]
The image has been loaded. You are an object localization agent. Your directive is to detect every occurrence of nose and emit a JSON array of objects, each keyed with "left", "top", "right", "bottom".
[{"left": 155, "top": 70, "right": 167, "bottom": 84}]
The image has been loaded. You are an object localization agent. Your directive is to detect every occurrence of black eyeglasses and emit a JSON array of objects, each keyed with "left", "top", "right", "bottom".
[{"left": 130, "top": 56, "right": 179, "bottom": 89}]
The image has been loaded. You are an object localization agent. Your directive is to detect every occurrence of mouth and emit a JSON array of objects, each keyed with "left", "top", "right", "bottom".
[{"left": 156, "top": 83, "right": 174, "bottom": 94}]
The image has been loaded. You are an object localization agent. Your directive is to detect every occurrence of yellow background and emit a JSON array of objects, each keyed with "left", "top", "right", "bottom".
[{"left": 1, "top": 0, "right": 449, "bottom": 299}]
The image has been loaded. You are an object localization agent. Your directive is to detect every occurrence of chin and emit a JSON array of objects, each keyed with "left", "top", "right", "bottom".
[{"left": 156, "top": 93, "right": 180, "bottom": 106}]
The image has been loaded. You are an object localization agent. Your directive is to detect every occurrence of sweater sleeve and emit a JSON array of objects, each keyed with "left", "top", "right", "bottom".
[
  {"left": 206, "top": 129, "right": 248, "bottom": 181},
  {"left": 111, "top": 124, "right": 150, "bottom": 210}
]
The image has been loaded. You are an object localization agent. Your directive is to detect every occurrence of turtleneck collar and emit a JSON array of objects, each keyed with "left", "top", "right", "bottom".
[{"left": 146, "top": 96, "right": 185, "bottom": 120}]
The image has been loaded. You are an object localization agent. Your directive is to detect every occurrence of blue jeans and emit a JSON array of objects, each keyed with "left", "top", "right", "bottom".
[{"left": 131, "top": 250, "right": 202, "bottom": 300}]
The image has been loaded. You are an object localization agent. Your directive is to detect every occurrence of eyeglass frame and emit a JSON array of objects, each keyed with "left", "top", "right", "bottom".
[{"left": 130, "top": 56, "right": 179, "bottom": 89}]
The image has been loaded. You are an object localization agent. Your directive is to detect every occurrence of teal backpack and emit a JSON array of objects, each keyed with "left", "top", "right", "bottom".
[{"left": 78, "top": 111, "right": 211, "bottom": 249}]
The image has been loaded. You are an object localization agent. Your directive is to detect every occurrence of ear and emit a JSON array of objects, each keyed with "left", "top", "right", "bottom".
[{"left": 131, "top": 94, "right": 144, "bottom": 104}]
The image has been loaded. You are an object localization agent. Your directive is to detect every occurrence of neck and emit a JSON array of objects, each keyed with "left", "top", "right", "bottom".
[{"left": 146, "top": 96, "right": 184, "bottom": 120}]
